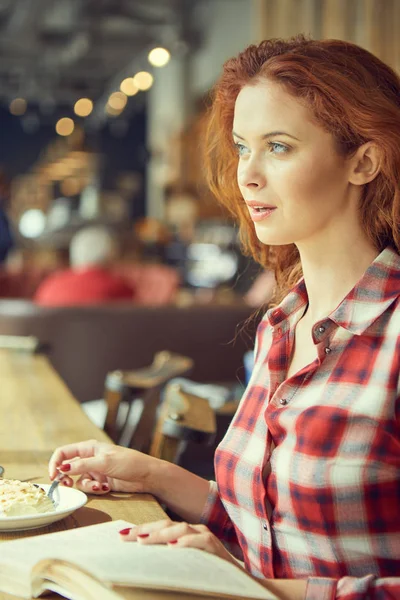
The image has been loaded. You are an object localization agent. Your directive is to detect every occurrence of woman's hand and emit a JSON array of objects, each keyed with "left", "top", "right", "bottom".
[
  {"left": 119, "top": 519, "right": 238, "bottom": 566},
  {"left": 48, "top": 439, "right": 159, "bottom": 495}
]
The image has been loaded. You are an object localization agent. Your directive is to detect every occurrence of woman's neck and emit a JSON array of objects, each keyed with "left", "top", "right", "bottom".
[{"left": 297, "top": 236, "right": 379, "bottom": 325}]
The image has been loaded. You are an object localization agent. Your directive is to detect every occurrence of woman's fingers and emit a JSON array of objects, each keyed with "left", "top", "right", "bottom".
[
  {"left": 119, "top": 519, "right": 173, "bottom": 540},
  {"left": 165, "top": 532, "right": 221, "bottom": 554},
  {"left": 51, "top": 452, "right": 112, "bottom": 480},
  {"left": 59, "top": 475, "right": 74, "bottom": 487},
  {"left": 48, "top": 439, "right": 102, "bottom": 478},
  {"left": 119, "top": 520, "right": 235, "bottom": 564},
  {"left": 120, "top": 520, "right": 207, "bottom": 544},
  {"left": 75, "top": 474, "right": 110, "bottom": 494}
]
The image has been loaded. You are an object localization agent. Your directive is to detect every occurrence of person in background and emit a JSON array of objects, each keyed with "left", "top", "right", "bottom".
[
  {"left": 49, "top": 36, "right": 400, "bottom": 599},
  {"left": 0, "top": 169, "right": 14, "bottom": 264},
  {"left": 35, "top": 225, "right": 134, "bottom": 306}
]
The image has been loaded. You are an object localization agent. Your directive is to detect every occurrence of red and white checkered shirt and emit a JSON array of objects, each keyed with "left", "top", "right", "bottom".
[{"left": 200, "top": 247, "right": 400, "bottom": 599}]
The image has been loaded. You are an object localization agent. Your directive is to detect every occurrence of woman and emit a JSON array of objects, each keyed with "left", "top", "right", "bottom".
[{"left": 49, "top": 36, "right": 400, "bottom": 599}]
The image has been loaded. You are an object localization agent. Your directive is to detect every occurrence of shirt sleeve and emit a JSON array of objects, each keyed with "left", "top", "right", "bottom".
[
  {"left": 199, "top": 480, "right": 244, "bottom": 560},
  {"left": 306, "top": 574, "right": 400, "bottom": 599}
]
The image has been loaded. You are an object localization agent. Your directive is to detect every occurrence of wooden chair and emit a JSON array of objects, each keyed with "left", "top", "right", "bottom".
[
  {"left": 103, "top": 351, "right": 194, "bottom": 449},
  {"left": 149, "top": 382, "right": 216, "bottom": 463}
]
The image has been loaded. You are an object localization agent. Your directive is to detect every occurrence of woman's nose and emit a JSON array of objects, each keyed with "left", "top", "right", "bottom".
[{"left": 237, "top": 160, "right": 266, "bottom": 189}]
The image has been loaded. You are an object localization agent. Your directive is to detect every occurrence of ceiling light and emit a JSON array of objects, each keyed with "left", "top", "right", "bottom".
[
  {"left": 133, "top": 71, "right": 154, "bottom": 91},
  {"left": 9, "top": 98, "right": 27, "bottom": 116},
  {"left": 148, "top": 47, "right": 170, "bottom": 67},
  {"left": 56, "top": 117, "right": 75, "bottom": 136},
  {"left": 120, "top": 78, "right": 138, "bottom": 96},
  {"left": 74, "top": 98, "right": 93, "bottom": 117}
]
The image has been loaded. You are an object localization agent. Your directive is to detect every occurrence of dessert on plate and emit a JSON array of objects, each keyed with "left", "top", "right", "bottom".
[{"left": 0, "top": 478, "right": 55, "bottom": 517}]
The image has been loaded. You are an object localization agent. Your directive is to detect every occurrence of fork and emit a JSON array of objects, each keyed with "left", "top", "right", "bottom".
[{"left": 47, "top": 471, "right": 64, "bottom": 504}]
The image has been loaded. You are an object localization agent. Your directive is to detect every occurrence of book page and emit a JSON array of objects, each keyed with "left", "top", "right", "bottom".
[{"left": 0, "top": 520, "right": 276, "bottom": 600}]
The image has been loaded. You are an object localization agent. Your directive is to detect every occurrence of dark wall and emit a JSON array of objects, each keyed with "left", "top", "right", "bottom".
[
  {"left": 0, "top": 106, "right": 148, "bottom": 218},
  {"left": 0, "top": 107, "right": 55, "bottom": 177}
]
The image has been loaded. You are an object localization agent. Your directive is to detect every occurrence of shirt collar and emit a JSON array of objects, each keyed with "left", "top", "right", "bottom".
[{"left": 267, "top": 247, "right": 400, "bottom": 335}]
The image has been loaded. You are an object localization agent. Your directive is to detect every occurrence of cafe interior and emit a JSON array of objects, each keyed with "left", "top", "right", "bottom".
[{"left": 0, "top": 0, "right": 398, "bottom": 566}]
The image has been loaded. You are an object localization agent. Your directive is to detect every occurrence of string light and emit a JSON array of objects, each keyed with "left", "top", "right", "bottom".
[
  {"left": 108, "top": 91, "right": 127, "bottom": 111},
  {"left": 74, "top": 98, "right": 93, "bottom": 117},
  {"left": 148, "top": 47, "right": 170, "bottom": 67},
  {"left": 120, "top": 78, "right": 138, "bottom": 96},
  {"left": 9, "top": 98, "right": 27, "bottom": 116},
  {"left": 56, "top": 117, "right": 74, "bottom": 136},
  {"left": 133, "top": 71, "right": 154, "bottom": 91}
]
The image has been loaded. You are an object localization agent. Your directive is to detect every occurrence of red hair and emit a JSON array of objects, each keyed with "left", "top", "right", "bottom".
[{"left": 205, "top": 35, "right": 400, "bottom": 301}]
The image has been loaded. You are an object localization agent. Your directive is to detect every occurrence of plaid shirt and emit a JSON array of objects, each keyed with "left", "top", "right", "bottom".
[{"left": 200, "top": 247, "right": 400, "bottom": 600}]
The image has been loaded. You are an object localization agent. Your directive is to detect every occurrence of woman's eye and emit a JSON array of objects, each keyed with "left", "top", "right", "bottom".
[
  {"left": 268, "top": 142, "right": 289, "bottom": 154},
  {"left": 234, "top": 142, "right": 248, "bottom": 156}
]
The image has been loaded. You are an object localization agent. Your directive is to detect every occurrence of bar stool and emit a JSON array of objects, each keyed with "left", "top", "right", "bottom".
[{"left": 103, "top": 351, "right": 194, "bottom": 449}]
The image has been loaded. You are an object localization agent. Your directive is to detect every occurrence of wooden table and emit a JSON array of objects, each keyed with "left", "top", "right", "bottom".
[{"left": 0, "top": 349, "right": 170, "bottom": 600}]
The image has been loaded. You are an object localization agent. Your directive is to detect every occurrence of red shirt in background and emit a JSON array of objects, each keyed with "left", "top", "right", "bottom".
[{"left": 34, "top": 266, "right": 134, "bottom": 306}]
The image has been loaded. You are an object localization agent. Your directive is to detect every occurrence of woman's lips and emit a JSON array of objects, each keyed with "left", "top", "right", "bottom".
[{"left": 246, "top": 202, "right": 277, "bottom": 222}]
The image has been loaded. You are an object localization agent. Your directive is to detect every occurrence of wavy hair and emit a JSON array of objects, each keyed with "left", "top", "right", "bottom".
[{"left": 205, "top": 35, "right": 400, "bottom": 301}]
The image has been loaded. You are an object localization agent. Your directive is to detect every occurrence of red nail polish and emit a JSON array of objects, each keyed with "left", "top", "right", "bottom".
[
  {"left": 119, "top": 528, "right": 132, "bottom": 535},
  {"left": 168, "top": 540, "right": 178, "bottom": 544},
  {"left": 102, "top": 484, "right": 109, "bottom": 491},
  {"left": 137, "top": 533, "right": 149, "bottom": 538},
  {"left": 92, "top": 485, "right": 100, "bottom": 491},
  {"left": 59, "top": 464, "right": 71, "bottom": 472},
  {"left": 62, "top": 480, "right": 69, "bottom": 486}
]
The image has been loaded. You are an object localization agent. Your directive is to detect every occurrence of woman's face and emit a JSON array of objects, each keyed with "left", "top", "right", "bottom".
[{"left": 233, "top": 80, "right": 358, "bottom": 248}]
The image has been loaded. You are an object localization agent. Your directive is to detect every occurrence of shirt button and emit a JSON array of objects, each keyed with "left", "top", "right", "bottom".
[
  {"left": 263, "top": 523, "right": 268, "bottom": 531},
  {"left": 318, "top": 326, "right": 325, "bottom": 333},
  {"left": 279, "top": 398, "right": 288, "bottom": 405},
  {"left": 324, "top": 347, "right": 331, "bottom": 354}
]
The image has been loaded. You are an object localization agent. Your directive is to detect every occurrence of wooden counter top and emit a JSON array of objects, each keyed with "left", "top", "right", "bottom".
[{"left": 0, "top": 349, "right": 168, "bottom": 599}]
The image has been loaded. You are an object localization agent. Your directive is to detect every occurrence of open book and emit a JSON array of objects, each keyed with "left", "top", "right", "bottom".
[{"left": 0, "top": 520, "right": 278, "bottom": 600}]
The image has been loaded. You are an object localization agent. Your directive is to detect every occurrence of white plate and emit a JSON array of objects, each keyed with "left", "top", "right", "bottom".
[{"left": 0, "top": 484, "right": 87, "bottom": 531}]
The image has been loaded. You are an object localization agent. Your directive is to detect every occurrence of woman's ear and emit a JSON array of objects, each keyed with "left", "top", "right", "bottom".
[{"left": 348, "top": 142, "right": 381, "bottom": 186}]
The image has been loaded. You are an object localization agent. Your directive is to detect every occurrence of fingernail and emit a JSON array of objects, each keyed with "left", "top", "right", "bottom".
[
  {"left": 59, "top": 464, "right": 71, "bottom": 472},
  {"left": 102, "top": 484, "right": 109, "bottom": 491},
  {"left": 168, "top": 540, "right": 178, "bottom": 544},
  {"left": 119, "top": 528, "right": 132, "bottom": 535},
  {"left": 137, "top": 533, "right": 149, "bottom": 538},
  {"left": 62, "top": 480, "right": 69, "bottom": 486},
  {"left": 92, "top": 485, "right": 100, "bottom": 491}
]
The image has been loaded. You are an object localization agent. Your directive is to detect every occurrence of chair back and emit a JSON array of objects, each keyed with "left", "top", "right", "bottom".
[{"left": 104, "top": 352, "right": 194, "bottom": 446}]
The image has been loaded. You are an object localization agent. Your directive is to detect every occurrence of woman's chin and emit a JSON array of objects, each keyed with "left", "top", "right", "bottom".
[{"left": 254, "top": 232, "right": 292, "bottom": 247}]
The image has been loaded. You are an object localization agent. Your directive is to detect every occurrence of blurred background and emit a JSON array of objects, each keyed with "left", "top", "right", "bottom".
[{"left": 0, "top": 0, "right": 398, "bottom": 307}]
